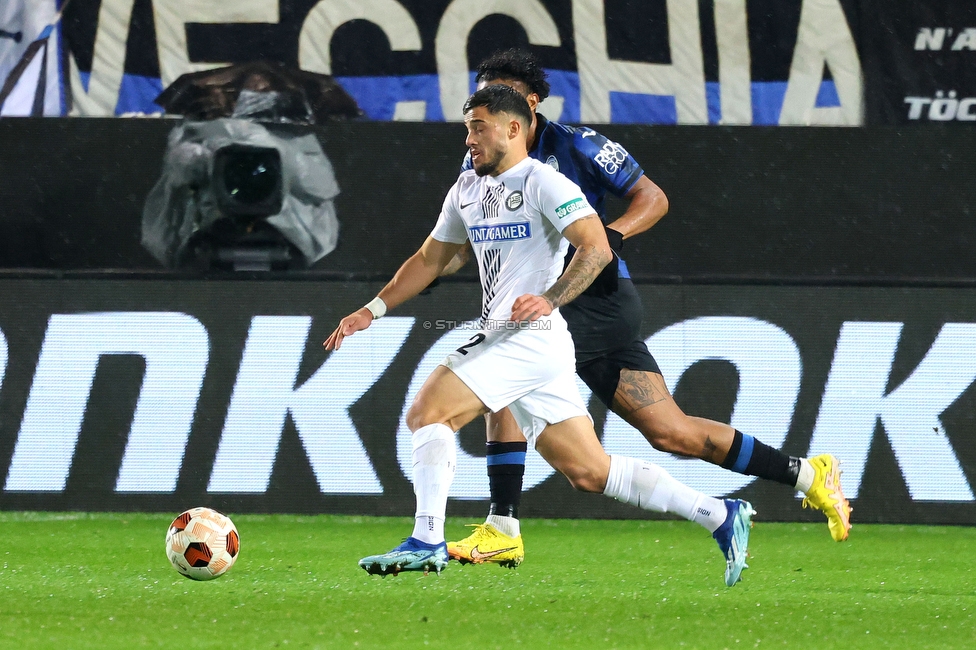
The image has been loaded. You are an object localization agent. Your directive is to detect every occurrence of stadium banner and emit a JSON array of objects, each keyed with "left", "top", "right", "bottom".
[
  {"left": 861, "top": 1, "right": 976, "bottom": 125},
  {"left": 0, "top": 0, "right": 66, "bottom": 116},
  {"left": 58, "top": 0, "right": 862, "bottom": 125},
  {"left": 1, "top": 279, "right": 974, "bottom": 525}
]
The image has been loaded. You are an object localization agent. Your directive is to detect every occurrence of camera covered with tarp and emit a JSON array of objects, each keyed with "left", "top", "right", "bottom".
[{"left": 141, "top": 61, "right": 361, "bottom": 271}]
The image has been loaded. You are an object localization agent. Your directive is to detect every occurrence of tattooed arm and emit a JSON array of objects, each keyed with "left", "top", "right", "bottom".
[
  {"left": 544, "top": 215, "right": 613, "bottom": 307},
  {"left": 510, "top": 214, "right": 612, "bottom": 322}
]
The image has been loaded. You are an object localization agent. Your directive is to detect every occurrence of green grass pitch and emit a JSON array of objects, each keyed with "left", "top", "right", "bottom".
[{"left": 1, "top": 513, "right": 974, "bottom": 649}]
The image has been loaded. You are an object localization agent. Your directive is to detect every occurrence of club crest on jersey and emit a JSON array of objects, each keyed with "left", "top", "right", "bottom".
[
  {"left": 469, "top": 222, "right": 532, "bottom": 243},
  {"left": 505, "top": 191, "right": 523, "bottom": 210},
  {"left": 545, "top": 155, "right": 559, "bottom": 171}
]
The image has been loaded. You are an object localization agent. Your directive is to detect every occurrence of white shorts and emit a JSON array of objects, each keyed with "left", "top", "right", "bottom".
[{"left": 440, "top": 317, "right": 590, "bottom": 447}]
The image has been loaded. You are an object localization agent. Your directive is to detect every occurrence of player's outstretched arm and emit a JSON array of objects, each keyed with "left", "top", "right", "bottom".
[
  {"left": 324, "top": 236, "right": 462, "bottom": 350},
  {"left": 510, "top": 215, "right": 611, "bottom": 322},
  {"left": 605, "top": 175, "right": 669, "bottom": 243},
  {"left": 381, "top": 236, "right": 463, "bottom": 307}
]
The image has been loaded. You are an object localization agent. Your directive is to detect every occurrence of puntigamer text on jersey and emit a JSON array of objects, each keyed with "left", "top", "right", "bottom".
[{"left": 468, "top": 223, "right": 532, "bottom": 243}]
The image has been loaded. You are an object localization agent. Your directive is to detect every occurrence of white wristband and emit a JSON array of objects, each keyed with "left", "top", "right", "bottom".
[{"left": 364, "top": 296, "right": 387, "bottom": 319}]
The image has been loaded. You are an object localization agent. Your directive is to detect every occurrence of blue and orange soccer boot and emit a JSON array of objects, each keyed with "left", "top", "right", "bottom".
[
  {"left": 447, "top": 523, "right": 524, "bottom": 568},
  {"left": 802, "top": 454, "right": 853, "bottom": 542},
  {"left": 712, "top": 499, "right": 756, "bottom": 587},
  {"left": 358, "top": 537, "right": 449, "bottom": 576}
]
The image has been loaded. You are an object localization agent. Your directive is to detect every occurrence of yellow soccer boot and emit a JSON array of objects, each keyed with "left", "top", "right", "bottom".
[
  {"left": 802, "top": 454, "right": 852, "bottom": 541},
  {"left": 448, "top": 523, "right": 524, "bottom": 568}
]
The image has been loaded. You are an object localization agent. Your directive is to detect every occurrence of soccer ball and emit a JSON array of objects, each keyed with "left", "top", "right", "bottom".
[{"left": 165, "top": 507, "right": 240, "bottom": 581}]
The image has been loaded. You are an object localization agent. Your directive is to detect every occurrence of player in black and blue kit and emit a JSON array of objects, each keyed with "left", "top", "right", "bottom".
[{"left": 446, "top": 50, "right": 851, "bottom": 568}]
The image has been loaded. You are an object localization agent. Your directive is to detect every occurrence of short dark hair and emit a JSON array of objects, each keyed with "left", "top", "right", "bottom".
[
  {"left": 475, "top": 48, "right": 550, "bottom": 100},
  {"left": 463, "top": 84, "right": 533, "bottom": 129}
]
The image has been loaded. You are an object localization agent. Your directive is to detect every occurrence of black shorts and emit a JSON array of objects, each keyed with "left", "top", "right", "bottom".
[{"left": 560, "top": 278, "right": 662, "bottom": 408}]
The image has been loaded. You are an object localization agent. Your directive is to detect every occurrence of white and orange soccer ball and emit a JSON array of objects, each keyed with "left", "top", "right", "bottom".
[{"left": 165, "top": 507, "right": 241, "bottom": 581}]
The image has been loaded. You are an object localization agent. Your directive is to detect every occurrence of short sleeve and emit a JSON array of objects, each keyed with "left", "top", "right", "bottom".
[
  {"left": 575, "top": 128, "right": 644, "bottom": 197},
  {"left": 430, "top": 181, "right": 469, "bottom": 244},
  {"left": 460, "top": 151, "right": 473, "bottom": 174},
  {"left": 526, "top": 165, "right": 596, "bottom": 233}
]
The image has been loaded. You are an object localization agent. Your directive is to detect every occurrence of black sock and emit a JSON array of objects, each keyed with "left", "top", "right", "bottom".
[
  {"left": 486, "top": 441, "right": 526, "bottom": 518},
  {"left": 720, "top": 430, "right": 800, "bottom": 488}
]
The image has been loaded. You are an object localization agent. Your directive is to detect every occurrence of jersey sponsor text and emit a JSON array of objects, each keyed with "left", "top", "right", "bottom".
[
  {"left": 469, "top": 222, "right": 532, "bottom": 243},
  {"left": 555, "top": 198, "right": 587, "bottom": 219}
]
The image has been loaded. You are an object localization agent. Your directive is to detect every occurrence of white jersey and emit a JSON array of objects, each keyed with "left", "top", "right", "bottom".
[{"left": 431, "top": 157, "right": 595, "bottom": 323}]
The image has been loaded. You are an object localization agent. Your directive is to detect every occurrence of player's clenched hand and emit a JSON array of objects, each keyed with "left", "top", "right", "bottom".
[
  {"left": 323, "top": 308, "right": 373, "bottom": 351},
  {"left": 510, "top": 294, "right": 553, "bottom": 323}
]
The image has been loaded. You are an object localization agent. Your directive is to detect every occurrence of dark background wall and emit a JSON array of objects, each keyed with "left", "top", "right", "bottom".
[{"left": 2, "top": 118, "right": 975, "bottom": 281}]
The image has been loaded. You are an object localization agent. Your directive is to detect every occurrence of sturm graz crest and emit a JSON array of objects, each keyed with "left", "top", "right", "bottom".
[{"left": 506, "top": 191, "right": 523, "bottom": 210}]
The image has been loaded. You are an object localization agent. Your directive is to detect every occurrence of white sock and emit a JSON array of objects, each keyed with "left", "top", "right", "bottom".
[
  {"left": 409, "top": 423, "right": 456, "bottom": 545},
  {"left": 795, "top": 458, "right": 815, "bottom": 494},
  {"left": 604, "top": 455, "right": 727, "bottom": 533},
  {"left": 412, "top": 515, "right": 444, "bottom": 545},
  {"left": 486, "top": 514, "right": 520, "bottom": 538}
]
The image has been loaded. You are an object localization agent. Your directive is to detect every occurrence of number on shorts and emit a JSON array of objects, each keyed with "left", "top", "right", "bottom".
[{"left": 455, "top": 333, "right": 486, "bottom": 355}]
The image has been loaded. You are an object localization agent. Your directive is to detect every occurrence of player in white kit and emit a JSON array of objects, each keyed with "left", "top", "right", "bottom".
[{"left": 324, "top": 85, "right": 755, "bottom": 586}]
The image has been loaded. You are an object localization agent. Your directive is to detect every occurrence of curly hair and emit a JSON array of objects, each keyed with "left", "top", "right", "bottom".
[{"left": 475, "top": 48, "right": 550, "bottom": 101}]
